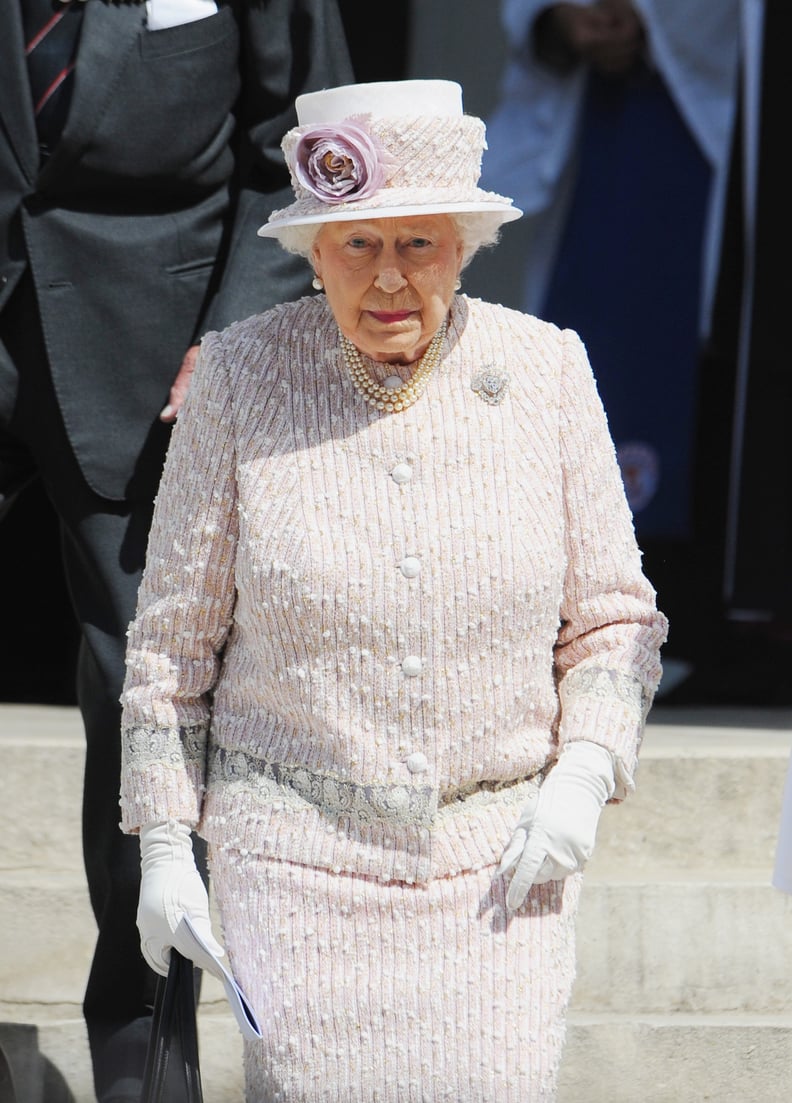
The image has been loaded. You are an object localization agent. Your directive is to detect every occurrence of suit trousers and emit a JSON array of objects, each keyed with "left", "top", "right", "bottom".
[{"left": 0, "top": 271, "right": 207, "bottom": 1102}]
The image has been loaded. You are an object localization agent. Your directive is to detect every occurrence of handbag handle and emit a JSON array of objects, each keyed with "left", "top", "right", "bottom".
[{"left": 142, "top": 950, "right": 204, "bottom": 1103}]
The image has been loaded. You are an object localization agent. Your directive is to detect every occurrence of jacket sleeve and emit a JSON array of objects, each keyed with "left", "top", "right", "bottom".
[
  {"left": 120, "top": 331, "right": 239, "bottom": 831},
  {"left": 553, "top": 327, "right": 668, "bottom": 798},
  {"left": 200, "top": 0, "right": 354, "bottom": 330}
]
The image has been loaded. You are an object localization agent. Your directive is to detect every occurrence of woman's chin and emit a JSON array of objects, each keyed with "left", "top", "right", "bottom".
[{"left": 353, "top": 327, "right": 423, "bottom": 364}]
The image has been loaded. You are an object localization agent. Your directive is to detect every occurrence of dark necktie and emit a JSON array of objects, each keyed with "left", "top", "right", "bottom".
[{"left": 23, "top": 0, "right": 84, "bottom": 157}]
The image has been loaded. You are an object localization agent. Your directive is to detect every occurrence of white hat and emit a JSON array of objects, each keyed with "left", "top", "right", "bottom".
[{"left": 257, "top": 79, "right": 521, "bottom": 238}]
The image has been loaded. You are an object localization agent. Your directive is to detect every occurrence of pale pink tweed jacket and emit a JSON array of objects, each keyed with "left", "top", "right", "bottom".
[{"left": 120, "top": 293, "right": 667, "bottom": 881}]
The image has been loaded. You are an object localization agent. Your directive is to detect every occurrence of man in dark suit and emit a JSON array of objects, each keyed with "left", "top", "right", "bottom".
[
  {"left": 0, "top": 2, "right": 352, "bottom": 1099},
  {"left": 661, "top": 0, "right": 792, "bottom": 705}
]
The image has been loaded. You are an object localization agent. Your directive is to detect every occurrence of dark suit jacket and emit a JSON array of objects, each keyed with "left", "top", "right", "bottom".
[
  {"left": 696, "top": 0, "right": 792, "bottom": 617},
  {"left": 0, "top": 0, "right": 352, "bottom": 500}
]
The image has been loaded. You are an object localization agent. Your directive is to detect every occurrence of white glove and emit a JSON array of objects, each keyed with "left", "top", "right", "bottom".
[
  {"left": 137, "top": 819, "right": 226, "bottom": 978},
  {"left": 498, "top": 741, "right": 616, "bottom": 911}
]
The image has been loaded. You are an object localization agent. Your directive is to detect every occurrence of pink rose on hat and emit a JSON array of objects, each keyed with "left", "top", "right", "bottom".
[{"left": 292, "top": 118, "right": 390, "bottom": 204}]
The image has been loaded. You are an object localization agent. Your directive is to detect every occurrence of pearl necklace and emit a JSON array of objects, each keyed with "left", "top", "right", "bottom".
[{"left": 339, "top": 322, "right": 447, "bottom": 412}]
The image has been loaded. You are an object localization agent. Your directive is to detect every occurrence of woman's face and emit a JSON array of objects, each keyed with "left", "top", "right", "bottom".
[{"left": 311, "top": 215, "right": 463, "bottom": 364}]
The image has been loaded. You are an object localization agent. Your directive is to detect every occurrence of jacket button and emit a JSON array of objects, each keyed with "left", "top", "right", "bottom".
[
  {"left": 391, "top": 462, "right": 412, "bottom": 484},
  {"left": 399, "top": 555, "right": 421, "bottom": 578},
  {"left": 401, "top": 655, "right": 422, "bottom": 677},
  {"left": 406, "top": 752, "right": 429, "bottom": 774}
]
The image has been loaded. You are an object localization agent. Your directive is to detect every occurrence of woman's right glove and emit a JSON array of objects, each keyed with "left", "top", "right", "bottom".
[
  {"left": 137, "top": 818, "right": 226, "bottom": 977},
  {"left": 498, "top": 740, "right": 616, "bottom": 910}
]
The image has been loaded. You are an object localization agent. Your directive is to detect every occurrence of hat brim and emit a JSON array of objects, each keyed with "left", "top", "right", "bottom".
[{"left": 258, "top": 200, "right": 522, "bottom": 239}]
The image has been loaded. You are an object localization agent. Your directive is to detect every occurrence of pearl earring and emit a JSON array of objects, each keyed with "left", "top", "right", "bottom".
[
  {"left": 454, "top": 278, "right": 462, "bottom": 291},
  {"left": 312, "top": 276, "right": 324, "bottom": 291}
]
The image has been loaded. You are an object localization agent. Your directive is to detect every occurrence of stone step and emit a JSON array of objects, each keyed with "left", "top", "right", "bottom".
[
  {"left": 594, "top": 705, "right": 792, "bottom": 876},
  {"left": 558, "top": 1013, "right": 792, "bottom": 1103},
  {"left": 3, "top": 1010, "right": 791, "bottom": 1103},
  {"left": 2, "top": 705, "right": 791, "bottom": 874},
  {"left": 572, "top": 877, "right": 792, "bottom": 1014},
  {"left": 2, "top": 703, "right": 791, "bottom": 1101},
  {"left": 3, "top": 867, "right": 790, "bottom": 1016},
  {"left": 0, "top": 868, "right": 228, "bottom": 1008},
  {"left": 0, "top": 706, "right": 84, "bottom": 874},
  {"left": 0, "top": 1010, "right": 241, "bottom": 1103}
]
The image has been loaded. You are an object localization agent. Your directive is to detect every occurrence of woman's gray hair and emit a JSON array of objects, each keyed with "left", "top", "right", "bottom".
[{"left": 275, "top": 213, "right": 504, "bottom": 272}]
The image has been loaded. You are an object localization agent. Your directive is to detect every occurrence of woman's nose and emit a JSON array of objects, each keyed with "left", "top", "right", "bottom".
[{"left": 373, "top": 267, "right": 408, "bottom": 294}]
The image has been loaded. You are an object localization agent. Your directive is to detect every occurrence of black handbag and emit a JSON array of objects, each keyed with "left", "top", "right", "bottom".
[{"left": 142, "top": 950, "right": 204, "bottom": 1103}]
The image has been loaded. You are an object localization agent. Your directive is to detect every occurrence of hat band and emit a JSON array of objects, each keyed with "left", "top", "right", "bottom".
[{"left": 266, "top": 184, "right": 517, "bottom": 228}]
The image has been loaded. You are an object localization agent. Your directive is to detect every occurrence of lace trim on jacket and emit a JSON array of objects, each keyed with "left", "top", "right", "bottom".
[
  {"left": 208, "top": 746, "right": 545, "bottom": 828},
  {"left": 559, "top": 665, "right": 652, "bottom": 719},
  {"left": 123, "top": 722, "right": 207, "bottom": 770}
]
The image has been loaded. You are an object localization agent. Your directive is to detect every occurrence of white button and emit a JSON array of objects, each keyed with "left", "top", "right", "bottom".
[
  {"left": 401, "top": 655, "right": 422, "bottom": 677},
  {"left": 399, "top": 556, "right": 421, "bottom": 578},
  {"left": 391, "top": 462, "right": 413, "bottom": 484},
  {"left": 406, "top": 752, "right": 429, "bottom": 774},
  {"left": 383, "top": 375, "right": 403, "bottom": 389}
]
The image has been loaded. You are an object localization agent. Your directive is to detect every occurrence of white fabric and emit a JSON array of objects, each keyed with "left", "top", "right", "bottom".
[
  {"left": 137, "top": 818, "right": 225, "bottom": 977},
  {"left": 482, "top": 0, "right": 740, "bottom": 330},
  {"left": 145, "top": 0, "right": 218, "bottom": 32},
  {"left": 498, "top": 739, "right": 615, "bottom": 910}
]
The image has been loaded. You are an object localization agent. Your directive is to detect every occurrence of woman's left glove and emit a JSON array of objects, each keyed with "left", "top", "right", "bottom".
[
  {"left": 137, "top": 818, "right": 226, "bottom": 977},
  {"left": 498, "top": 740, "right": 616, "bottom": 910}
]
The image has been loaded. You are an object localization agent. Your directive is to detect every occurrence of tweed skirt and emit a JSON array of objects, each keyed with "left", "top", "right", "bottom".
[{"left": 209, "top": 847, "right": 581, "bottom": 1103}]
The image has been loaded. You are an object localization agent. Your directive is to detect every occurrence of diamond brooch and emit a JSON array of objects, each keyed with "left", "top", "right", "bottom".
[{"left": 471, "top": 367, "right": 510, "bottom": 405}]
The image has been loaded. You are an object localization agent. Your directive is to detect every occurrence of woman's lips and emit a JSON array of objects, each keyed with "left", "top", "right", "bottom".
[{"left": 368, "top": 310, "right": 414, "bottom": 323}]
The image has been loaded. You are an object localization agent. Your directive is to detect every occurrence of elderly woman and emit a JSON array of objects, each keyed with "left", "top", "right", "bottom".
[{"left": 120, "top": 80, "right": 667, "bottom": 1102}]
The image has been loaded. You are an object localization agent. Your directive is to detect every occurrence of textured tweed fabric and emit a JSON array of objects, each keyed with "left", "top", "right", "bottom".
[
  {"left": 210, "top": 847, "right": 580, "bottom": 1103},
  {"left": 120, "top": 292, "right": 666, "bottom": 1099}
]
